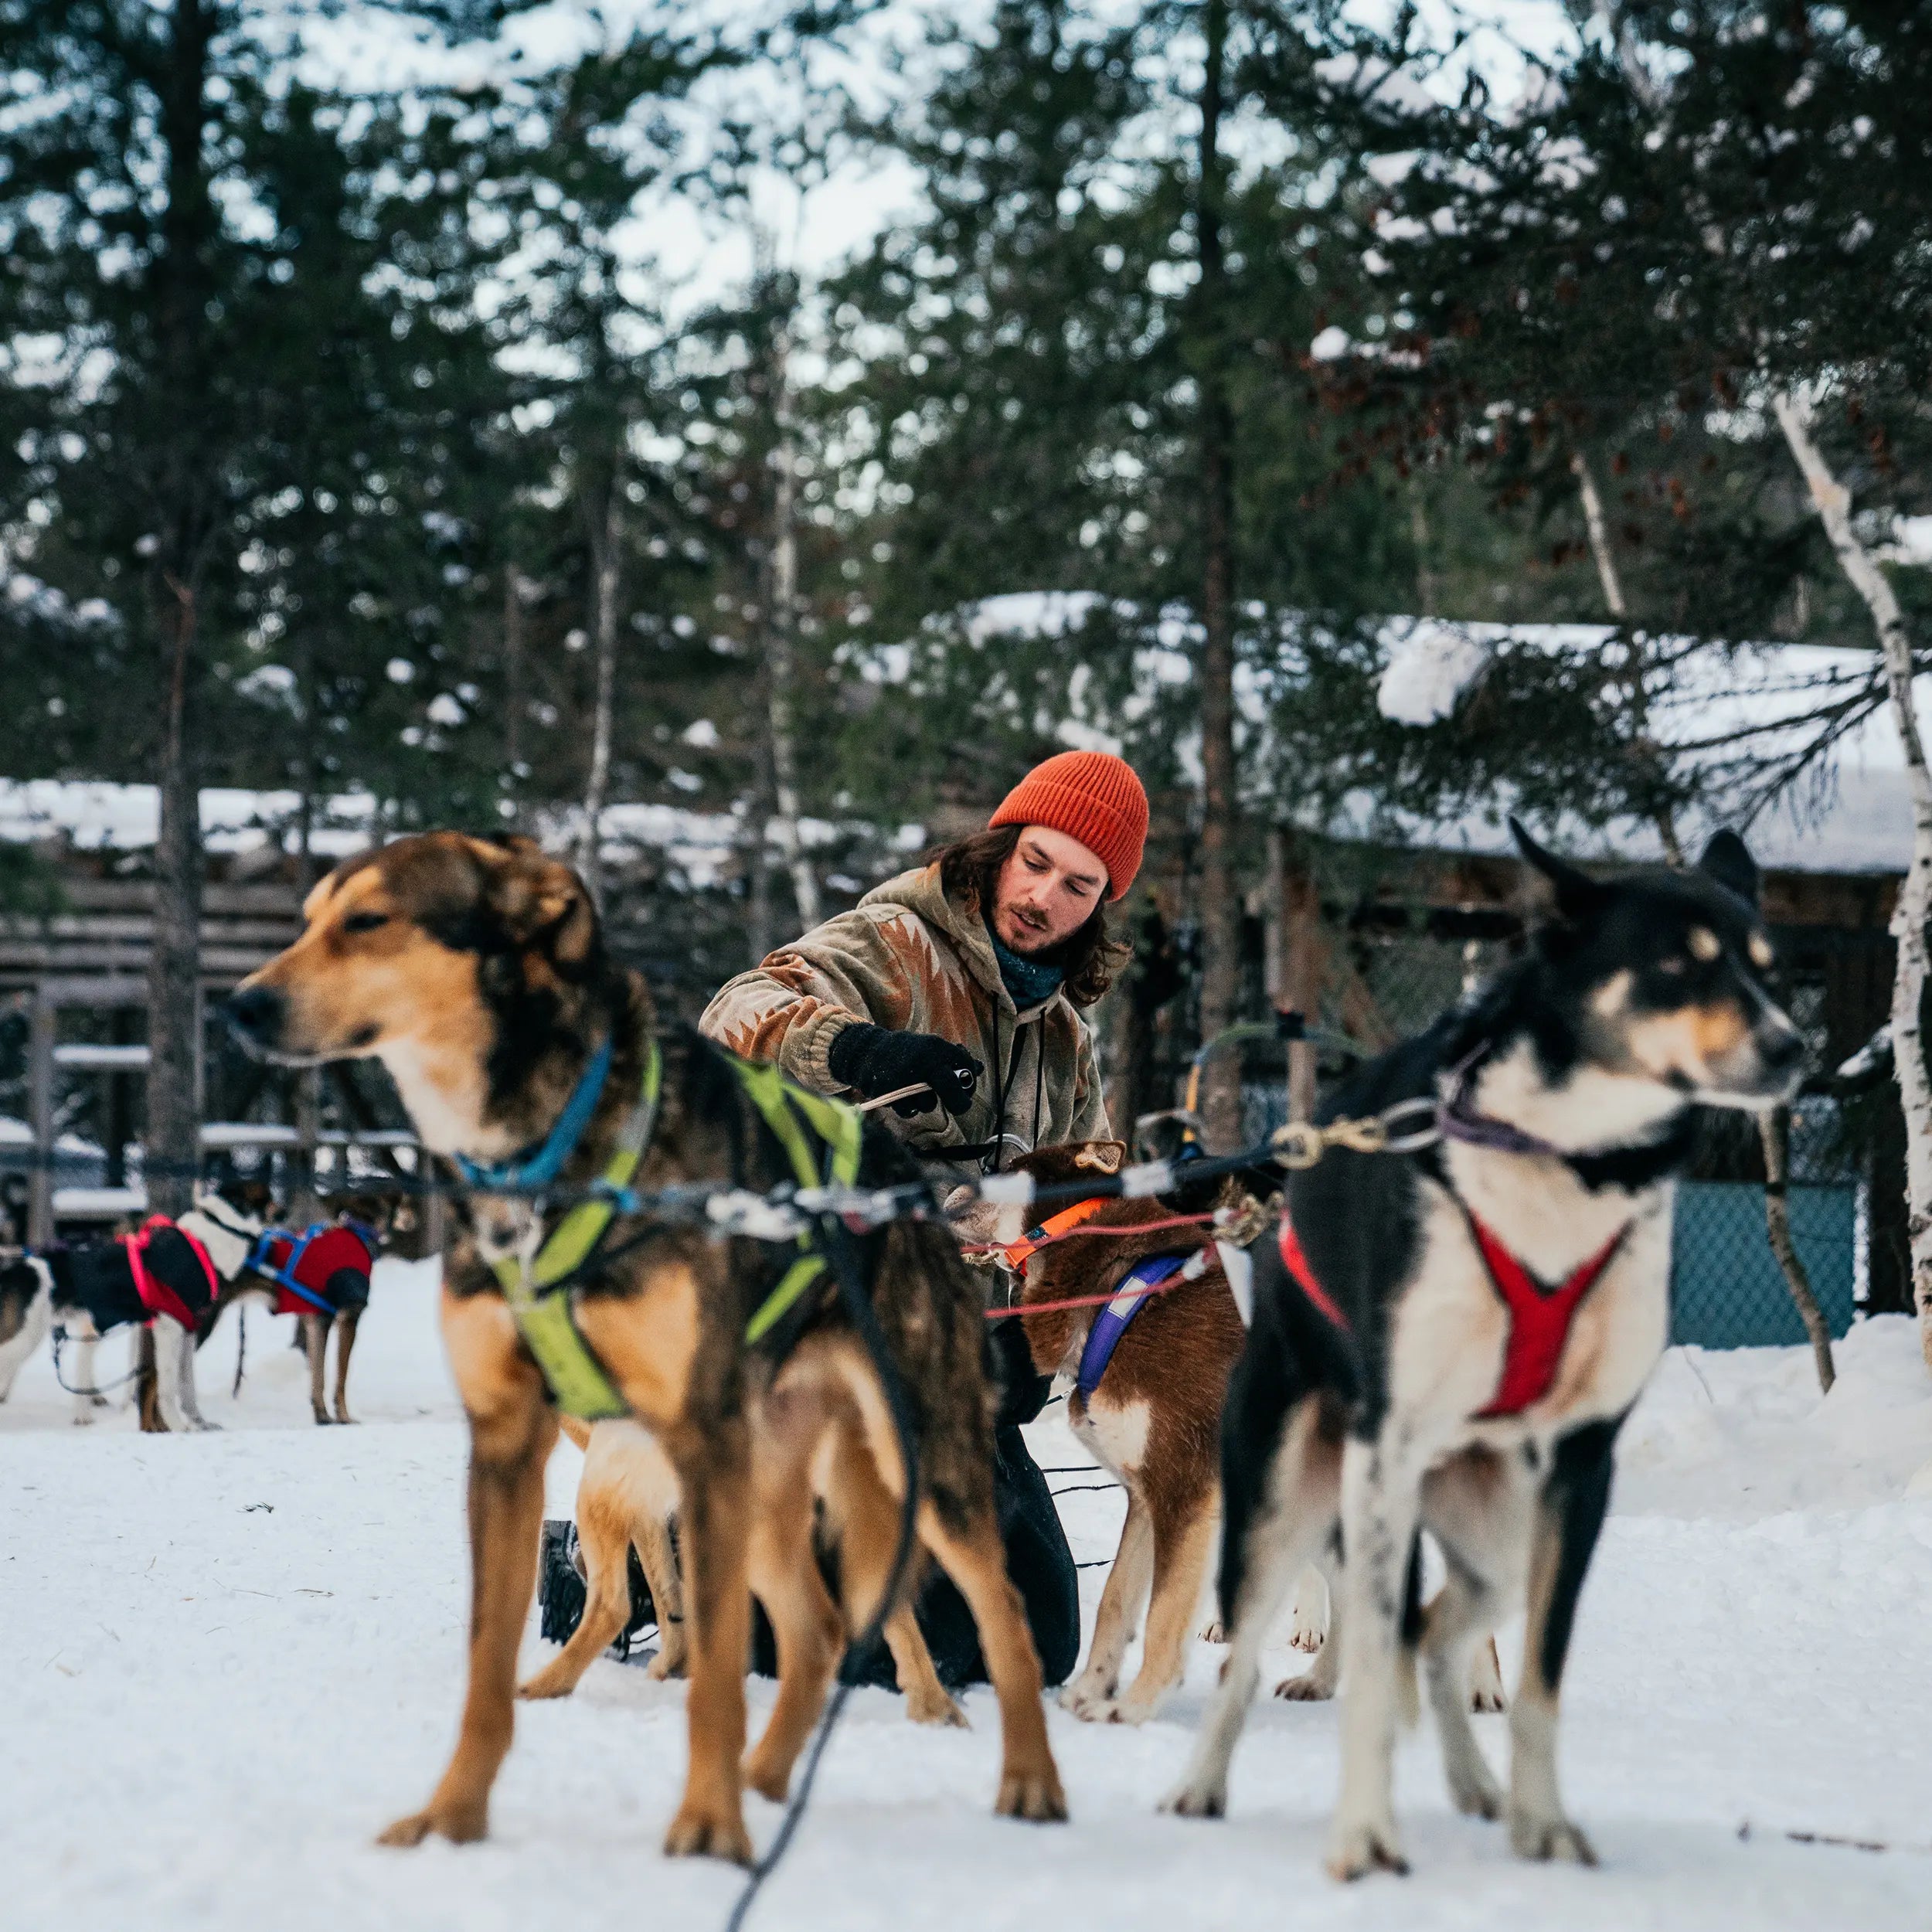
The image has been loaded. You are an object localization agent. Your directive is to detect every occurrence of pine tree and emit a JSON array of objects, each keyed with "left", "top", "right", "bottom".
[{"left": 830, "top": 0, "right": 1436, "bottom": 1134}]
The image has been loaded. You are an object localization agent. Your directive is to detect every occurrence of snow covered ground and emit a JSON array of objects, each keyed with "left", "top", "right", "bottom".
[{"left": 3, "top": 1260, "right": 1930, "bottom": 1931}]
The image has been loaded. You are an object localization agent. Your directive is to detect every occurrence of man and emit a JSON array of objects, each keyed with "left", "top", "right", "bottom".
[
  {"left": 701, "top": 749, "right": 1149, "bottom": 1693},
  {"left": 702, "top": 749, "right": 1148, "bottom": 1175}
]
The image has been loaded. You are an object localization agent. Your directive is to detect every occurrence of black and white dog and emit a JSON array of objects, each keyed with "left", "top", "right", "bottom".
[
  {"left": 1165, "top": 825, "right": 1804, "bottom": 1878},
  {"left": 0, "top": 1189, "right": 264, "bottom": 1430}
]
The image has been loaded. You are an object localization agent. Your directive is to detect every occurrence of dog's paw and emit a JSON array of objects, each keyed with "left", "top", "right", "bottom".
[
  {"left": 662, "top": 1801, "right": 753, "bottom": 1865},
  {"left": 313, "top": 1412, "right": 336, "bottom": 1427},
  {"left": 905, "top": 1684, "right": 968, "bottom": 1728},
  {"left": 1509, "top": 1809, "right": 1597, "bottom": 1865},
  {"left": 1325, "top": 1814, "right": 1408, "bottom": 1882},
  {"left": 1161, "top": 1774, "right": 1226, "bottom": 1820},
  {"left": 742, "top": 1749, "right": 791, "bottom": 1806},
  {"left": 1468, "top": 1638, "right": 1507, "bottom": 1713},
  {"left": 1272, "top": 1670, "right": 1333, "bottom": 1703},
  {"left": 995, "top": 1764, "right": 1068, "bottom": 1823},
  {"left": 515, "top": 1665, "right": 575, "bottom": 1701},
  {"left": 193, "top": 1419, "right": 223, "bottom": 1433},
  {"left": 378, "top": 1800, "right": 487, "bottom": 1848},
  {"left": 1058, "top": 1679, "right": 1122, "bottom": 1723},
  {"left": 1288, "top": 1618, "right": 1325, "bottom": 1655},
  {"left": 334, "top": 1409, "right": 357, "bottom": 1426},
  {"left": 1198, "top": 1618, "right": 1226, "bottom": 1645},
  {"left": 645, "top": 1645, "right": 687, "bottom": 1682},
  {"left": 1444, "top": 1752, "right": 1504, "bottom": 1821}
]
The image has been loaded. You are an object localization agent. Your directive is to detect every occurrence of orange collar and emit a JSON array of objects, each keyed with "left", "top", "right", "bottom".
[{"left": 997, "top": 1197, "right": 1109, "bottom": 1270}]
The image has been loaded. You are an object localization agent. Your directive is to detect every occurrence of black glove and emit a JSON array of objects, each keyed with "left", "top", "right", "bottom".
[{"left": 826, "top": 1023, "right": 982, "bottom": 1117}]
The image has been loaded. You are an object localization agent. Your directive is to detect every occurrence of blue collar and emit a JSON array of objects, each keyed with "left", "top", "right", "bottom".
[
  {"left": 988, "top": 929, "right": 1064, "bottom": 1009},
  {"left": 454, "top": 1034, "right": 614, "bottom": 1194}
]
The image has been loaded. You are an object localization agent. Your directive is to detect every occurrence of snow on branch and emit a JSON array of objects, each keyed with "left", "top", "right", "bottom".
[{"left": 1376, "top": 619, "right": 1495, "bottom": 725}]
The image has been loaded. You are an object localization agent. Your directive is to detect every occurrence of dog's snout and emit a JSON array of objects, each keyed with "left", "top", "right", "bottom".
[{"left": 225, "top": 983, "right": 285, "bottom": 1050}]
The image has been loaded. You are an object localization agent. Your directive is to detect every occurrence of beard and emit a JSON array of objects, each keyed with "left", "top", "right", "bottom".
[{"left": 996, "top": 902, "right": 1063, "bottom": 955}]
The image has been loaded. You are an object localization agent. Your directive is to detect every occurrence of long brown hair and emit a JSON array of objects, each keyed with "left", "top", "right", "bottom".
[{"left": 932, "top": 822, "right": 1131, "bottom": 1008}]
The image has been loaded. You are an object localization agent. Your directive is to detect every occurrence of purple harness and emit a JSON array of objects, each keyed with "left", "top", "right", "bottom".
[{"left": 1074, "top": 1254, "right": 1189, "bottom": 1401}]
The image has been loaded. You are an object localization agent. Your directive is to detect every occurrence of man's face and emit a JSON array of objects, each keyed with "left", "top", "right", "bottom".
[{"left": 991, "top": 826, "right": 1108, "bottom": 955}]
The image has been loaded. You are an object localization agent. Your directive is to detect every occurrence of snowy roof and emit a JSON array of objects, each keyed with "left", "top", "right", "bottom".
[
  {"left": 0, "top": 784, "right": 382, "bottom": 857},
  {"left": 944, "top": 598, "right": 1915, "bottom": 876},
  {"left": 1371, "top": 626, "right": 1914, "bottom": 875}
]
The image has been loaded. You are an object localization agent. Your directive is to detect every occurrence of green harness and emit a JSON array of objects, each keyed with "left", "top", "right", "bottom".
[
  {"left": 485, "top": 1038, "right": 664, "bottom": 1421},
  {"left": 731, "top": 1058, "right": 866, "bottom": 1347},
  {"left": 487, "top": 1040, "right": 866, "bottom": 1421}
]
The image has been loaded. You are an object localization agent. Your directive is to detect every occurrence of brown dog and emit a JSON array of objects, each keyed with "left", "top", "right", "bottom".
[
  {"left": 961, "top": 1141, "right": 1247, "bottom": 1723},
  {"left": 526, "top": 1412, "right": 966, "bottom": 1730},
  {"left": 226, "top": 832, "right": 1063, "bottom": 1862}
]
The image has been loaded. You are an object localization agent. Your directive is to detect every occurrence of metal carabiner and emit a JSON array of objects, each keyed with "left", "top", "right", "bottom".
[{"left": 1377, "top": 1097, "right": 1443, "bottom": 1155}]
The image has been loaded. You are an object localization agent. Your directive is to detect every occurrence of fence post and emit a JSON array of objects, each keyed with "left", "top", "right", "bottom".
[
  {"left": 1280, "top": 848, "right": 1321, "bottom": 1124},
  {"left": 1760, "top": 1107, "right": 1837, "bottom": 1394},
  {"left": 27, "top": 992, "right": 54, "bottom": 1249}
]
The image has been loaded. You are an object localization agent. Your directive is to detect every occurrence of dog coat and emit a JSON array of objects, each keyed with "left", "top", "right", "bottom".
[
  {"left": 1073, "top": 1253, "right": 1189, "bottom": 1400},
  {"left": 247, "top": 1224, "right": 376, "bottom": 1318},
  {"left": 1277, "top": 1212, "right": 1628, "bottom": 1420},
  {"left": 46, "top": 1217, "right": 220, "bottom": 1335}
]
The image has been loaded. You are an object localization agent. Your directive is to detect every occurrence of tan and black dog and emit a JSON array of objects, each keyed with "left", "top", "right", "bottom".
[
  {"left": 226, "top": 832, "right": 1063, "bottom": 1862},
  {"left": 1165, "top": 827, "right": 1804, "bottom": 1879}
]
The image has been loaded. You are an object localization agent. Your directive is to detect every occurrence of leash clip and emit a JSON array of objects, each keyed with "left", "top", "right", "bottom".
[{"left": 1377, "top": 1097, "right": 1444, "bottom": 1154}]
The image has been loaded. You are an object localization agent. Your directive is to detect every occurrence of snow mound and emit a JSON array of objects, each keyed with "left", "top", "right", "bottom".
[
  {"left": 2, "top": 1274, "right": 1931, "bottom": 1929},
  {"left": 1619, "top": 1315, "right": 1932, "bottom": 1518}
]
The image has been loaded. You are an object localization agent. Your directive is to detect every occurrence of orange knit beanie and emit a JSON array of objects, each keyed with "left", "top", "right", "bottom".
[{"left": 988, "top": 750, "right": 1149, "bottom": 903}]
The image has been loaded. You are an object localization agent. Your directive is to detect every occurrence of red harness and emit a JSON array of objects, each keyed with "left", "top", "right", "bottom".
[
  {"left": 251, "top": 1225, "right": 376, "bottom": 1319},
  {"left": 122, "top": 1215, "right": 220, "bottom": 1330},
  {"left": 1278, "top": 1212, "right": 1628, "bottom": 1420}
]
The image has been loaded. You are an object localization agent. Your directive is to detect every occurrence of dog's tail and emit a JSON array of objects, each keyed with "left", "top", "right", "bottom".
[{"left": 0, "top": 1255, "right": 54, "bottom": 1401}]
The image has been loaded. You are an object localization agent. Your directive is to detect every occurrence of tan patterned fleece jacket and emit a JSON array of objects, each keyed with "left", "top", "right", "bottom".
[{"left": 699, "top": 863, "right": 1112, "bottom": 1172}]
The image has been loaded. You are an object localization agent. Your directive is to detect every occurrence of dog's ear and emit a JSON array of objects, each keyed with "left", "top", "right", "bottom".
[
  {"left": 485, "top": 849, "right": 599, "bottom": 968},
  {"left": 1511, "top": 817, "right": 1604, "bottom": 922},
  {"left": 1073, "top": 1140, "right": 1126, "bottom": 1175},
  {"left": 1696, "top": 828, "right": 1760, "bottom": 910}
]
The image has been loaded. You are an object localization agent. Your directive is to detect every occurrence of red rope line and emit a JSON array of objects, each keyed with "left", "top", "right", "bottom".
[
  {"left": 960, "top": 1210, "right": 1216, "bottom": 1257},
  {"left": 985, "top": 1268, "right": 1209, "bottom": 1321}
]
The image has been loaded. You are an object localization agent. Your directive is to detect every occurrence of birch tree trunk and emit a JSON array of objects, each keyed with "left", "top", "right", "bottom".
[
  {"left": 1194, "top": 0, "right": 1243, "bottom": 1151},
  {"left": 1574, "top": 450, "right": 1683, "bottom": 863},
  {"left": 765, "top": 337, "right": 821, "bottom": 933},
  {"left": 576, "top": 463, "right": 624, "bottom": 900},
  {"left": 1773, "top": 389, "right": 1932, "bottom": 1372},
  {"left": 1572, "top": 450, "right": 1628, "bottom": 618}
]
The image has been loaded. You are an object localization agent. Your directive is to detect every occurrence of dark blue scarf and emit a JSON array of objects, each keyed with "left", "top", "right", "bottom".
[{"left": 989, "top": 928, "right": 1064, "bottom": 1009}]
